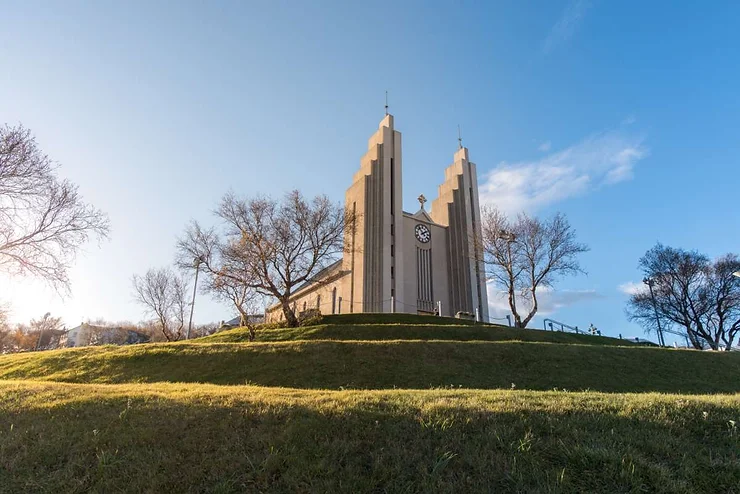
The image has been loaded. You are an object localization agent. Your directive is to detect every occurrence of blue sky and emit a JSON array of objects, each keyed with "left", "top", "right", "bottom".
[{"left": 1, "top": 1, "right": 739, "bottom": 342}]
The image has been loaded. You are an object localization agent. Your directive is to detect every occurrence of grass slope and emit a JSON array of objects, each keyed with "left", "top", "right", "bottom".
[
  {"left": 1, "top": 339, "right": 739, "bottom": 393},
  {"left": 1, "top": 381, "right": 738, "bottom": 493},
  {"left": 204, "top": 323, "right": 635, "bottom": 346},
  {"left": 2, "top": 315, "right": 739, "bottom": 492}
]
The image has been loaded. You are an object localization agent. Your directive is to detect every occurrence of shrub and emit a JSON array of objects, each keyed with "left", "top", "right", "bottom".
[{"left": 299, "top": 309, "right": 323, "bottom": 327}]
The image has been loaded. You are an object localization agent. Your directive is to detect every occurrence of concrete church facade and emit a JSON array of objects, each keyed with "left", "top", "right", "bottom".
[{"left": 266, "top": 113, "right": 489, "bottom": 322}]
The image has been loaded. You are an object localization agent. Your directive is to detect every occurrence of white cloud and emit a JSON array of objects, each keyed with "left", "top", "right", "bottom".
[
  {"left": 479, "top": 129, "right": 648, "bottom": 215},
  {"left": 538, "top": 140, "right": 552, "bottom": 152},
  {"left": 543, "top": 0, "right": 592, "bottom": 54},
  {"left": 487, "top": 283, "right": 602, "bottom": 318},
  {"left": 618, "top": 281, "right": 643, "bottom": 296}
]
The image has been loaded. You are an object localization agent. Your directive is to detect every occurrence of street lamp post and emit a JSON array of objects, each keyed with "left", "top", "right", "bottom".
[
  {"left": 643, "top": 277, "right": 665, "bottom": 347},
  {"left": 499, "top": 230, "right": 518, "bottom": 327},
  {"left": 186, "top": 256, "right": 204, "bottom": 340}
]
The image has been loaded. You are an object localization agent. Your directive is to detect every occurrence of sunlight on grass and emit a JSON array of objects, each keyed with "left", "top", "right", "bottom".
[
  {"left": 1, "top": 315, "right": 739, "bottom": 492},
  {"left": 0, "top": 381, "right": 738, "bottom": 492}
]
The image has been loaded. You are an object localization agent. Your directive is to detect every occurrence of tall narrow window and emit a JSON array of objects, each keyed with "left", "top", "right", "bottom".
[
  {"left": 390, "top": 157, "right": 395, "bottom": 215},
  {"left": 316, "top": 295, "right": 321, "bottom": 309}
]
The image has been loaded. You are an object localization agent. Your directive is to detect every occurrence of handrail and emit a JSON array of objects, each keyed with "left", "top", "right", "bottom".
[{"left": 543, "top": 318, "right": 580, "bottom": 334}]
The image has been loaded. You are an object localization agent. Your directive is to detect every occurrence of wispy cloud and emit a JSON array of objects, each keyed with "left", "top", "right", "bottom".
[
  {"left": 618, "top": 281, "right": 643, "bottom": 296},
  {"left": 543, "top": 0, "right": 592, "bottom": 54},
  {"left": 478, "top": 128, "right": 648, "bottom": 214},
  {"left": 538, "top": 140, "right": 552, "bottom": 152},
  {"left": 487, "top": 284, "right": 602, "bottom": 318}
]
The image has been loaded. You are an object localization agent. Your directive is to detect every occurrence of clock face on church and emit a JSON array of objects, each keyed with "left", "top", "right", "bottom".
[{"left": 415, "top": 224, "right": 431, "bottom": 243}]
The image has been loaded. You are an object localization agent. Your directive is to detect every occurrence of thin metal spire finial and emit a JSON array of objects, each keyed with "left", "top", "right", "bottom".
[
  {"left": 458, "top": 124, "right": 463, "bottom": 149},
  {"left": 385, "top": 91, "right": 389, "bottom": 115}
]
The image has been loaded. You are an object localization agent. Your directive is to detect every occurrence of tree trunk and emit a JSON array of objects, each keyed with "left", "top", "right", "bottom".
[
  {"left": 281, "top": 299, "right": 299, "bottom": 327},
  {"left": 507, "top": 285, "right": 523, "bottom": 328},
  {"left": 723, "top": 336, "right": 735, "bottom": 351},
  {"left": 159, "top": 316, "right": 171, "bottom": 342},
  {"left": 684, "top": 323, "right": 702, "bottom": 350},
  {"left": 237, "top": 307, "right": 248, "bottom": 327},
  {"left": 236, "top": 307, "right": 255, "bottom": 342},
  {"left": 521, "top": 287, "right": 538, "bottom": 329}
]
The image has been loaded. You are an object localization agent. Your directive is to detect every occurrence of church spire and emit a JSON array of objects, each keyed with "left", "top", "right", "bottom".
[{"left": 457, "top": 124, "right": 463, "bottom": 149}]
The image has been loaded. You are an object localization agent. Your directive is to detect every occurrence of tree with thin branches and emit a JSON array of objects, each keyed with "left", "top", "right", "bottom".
[
  {"left": 626, "top": 244, "right": 740, "bottom": 350},
  {"left": 177, "top": 190, "right": 352, "bottom": 327},
  {"left": 479, "top": 207, "right": 589, "bottom": 328},
  {"left": 0, "top": 124, "right": 109, "bottom": 289},
  {"left": 176, "top": 221, "right": 261, "bottom": 340},
  {"left": 132, "top": 268, "right": 188, "bottom": 342}
]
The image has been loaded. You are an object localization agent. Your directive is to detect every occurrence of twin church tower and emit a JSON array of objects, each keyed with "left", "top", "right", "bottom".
[{"left": 266, "top": 113, "right": 489, "bottom": 321}]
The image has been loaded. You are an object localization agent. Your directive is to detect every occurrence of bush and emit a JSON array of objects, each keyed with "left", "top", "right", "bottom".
[
  {"left": 255, "top": 320, "right": 289, "bottom": 330},
  {"left": 299, "top": 309, "right": 323, "bottom": 327}
]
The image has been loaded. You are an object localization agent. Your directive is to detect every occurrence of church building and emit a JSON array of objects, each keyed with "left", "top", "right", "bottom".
[{"left": 266, "top": 113, "right": 489, "bottom": 321}]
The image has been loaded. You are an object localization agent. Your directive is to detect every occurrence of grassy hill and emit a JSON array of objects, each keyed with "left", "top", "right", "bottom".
[
  {"left": 1, "top": 314, "right": 739, "bottom": 493},
  {"left": 1, "top": 339, "right": 739, "bottom": 393},
  {"left": 204, "top": 322, "right": 636, "bottom": 345}
]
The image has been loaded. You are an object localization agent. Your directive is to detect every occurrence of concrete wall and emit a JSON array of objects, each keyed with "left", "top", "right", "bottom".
[
  {"left": 400, "top": 213, "right": 450, "bottom": 315},
  {"left": 430, "top": 147, "right": 489, "bottom": 320},
  {"left": 342, "top": 114, "right": 403, "bottom": 313}
]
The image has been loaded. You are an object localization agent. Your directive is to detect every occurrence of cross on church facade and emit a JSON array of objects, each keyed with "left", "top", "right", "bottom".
[{"left": 417, "top": 194, "right": 427, "bottom": 210}]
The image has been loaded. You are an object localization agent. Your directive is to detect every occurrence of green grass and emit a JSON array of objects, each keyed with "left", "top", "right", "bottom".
[
  {"left": 2, "top": 315, "right": 739, "bottom": 492},
  {"left": 204, "top": 322, "right": 637, "bottom": 346},
  {"left": 0, "top": 339, "right": 738, "bottom": 393},
  {"left": 0, "top": 381, "right": 738, "bottom": 493}
]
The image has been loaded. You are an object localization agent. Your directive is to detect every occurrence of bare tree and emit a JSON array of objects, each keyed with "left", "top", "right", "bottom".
[
  {"left": 212, "top": 276, "right": 263, "bottom": 340},
  {"left": 0, "top": 304, "right": 10, "bottom": 353},
  {"left": 176, "top": 221, "right": 264, "bottom": 340},
  {"left": 2, "top": 326, "right": 37, "bottom": 353},
  {"left": 177, "top": 191, "right": 351, "bottom": 328},
  {"left": 132, "top": 267, "right": 188, "bottom": 341},
  {"left": 709, "top": 255, "right": 740, "bottom": 350},
  {"left": 627, "top": 244, "right": 740, "bottom": 350},
  {"left": 30, "top": 312, "right": 65, "bottom": 350},
  {"left": 0, "top": 124, "right": 110, "bottom": 289},
  {"left": 479, "top": 207, "right": 589, "bottom": 328}
]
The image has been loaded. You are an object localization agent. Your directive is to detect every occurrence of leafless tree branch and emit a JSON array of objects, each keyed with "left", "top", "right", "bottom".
[
  {"left": 0, "top": 124, "right": 110, "bottom": 290},
  {"left": 478, "top": 206, "right": 589, "bottom": 328}
]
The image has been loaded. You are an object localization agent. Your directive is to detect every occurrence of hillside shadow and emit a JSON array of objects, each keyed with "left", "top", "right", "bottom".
[{"left": 1, "top": 386, "right": 737, "bottom": 493}]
